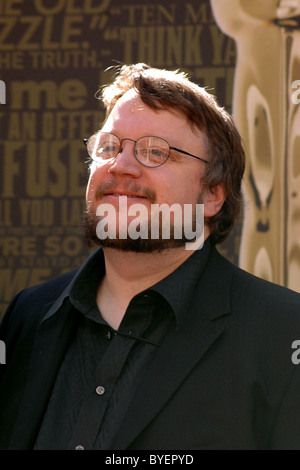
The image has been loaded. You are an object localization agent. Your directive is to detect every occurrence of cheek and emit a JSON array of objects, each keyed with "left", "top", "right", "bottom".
[
  {"left": 85, "top": 170, "right": 98, "bottom": 206},
  {"left": 164, "top": 171, "right": 201, "bottom": 203}
]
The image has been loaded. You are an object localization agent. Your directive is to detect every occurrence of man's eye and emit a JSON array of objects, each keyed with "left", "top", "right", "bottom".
[
  {"left": 151, "top": 149, "right": 164, "bottom": 156},
  {"left": 103, "top": 144, "right": 118, "bottom": 152},
  {"left": 149, "top": 148, "right": 168, "bottom": 161},
  {"left": 98, "top": 144, "right": 119, "bottom": 156}
]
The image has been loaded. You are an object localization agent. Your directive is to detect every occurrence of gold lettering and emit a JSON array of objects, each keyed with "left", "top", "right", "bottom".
[
  {"left": 184, "top": 25, "right": 203, "bottom": 65},
  {"left": 2, "top": 143, "right": 22, "bottom": 197},
  {"left": 0, "top": 237, "right": 36, "bottom": 256},
  {"left": 195, "top": 66, "right": 225, "bottom": 89},
  {"left": 11, "top": 80, "right": 57, "bottom": 110},
  {"left": 8, "top": 112, "right": 36, "bottom": 139},
  {"left": 44, "top": 236, "right": 60, "bottom": 256},
  {"left": 84, "top": 0, "right": 110, "bottom": 14},
  {"left": 23, "top": 237, "right": 37, "bottom": 255},
  {"left": 65, "top": 0, "right": 81, "bottom": 14},
  {"left": 34, "top": 0, "right": 65, "bottom": 15},
  {"left": 26, "top": 142, "right": 48, "bottom": 197},
  {"left": 120, "top": 26, "right": 204, "bottom": 66},
  {"left": 138, "top": 27, "right": 155, "bottom": 64},
  {"left": 4, "top": 0, "right": 23, "bottom": 15},
  {"left": 157, "top": 5, "right": 176, "bottom": 24},
  {"left": 69, "top": 141, "right": 86, "bottom": 197},
  {"left": 61, "top": 16, "right": 83, "bottom": 49},
  {"left": 8, "top": 113, "right": 21, "bottom": 139},
  {"left": 210, "top": 25, "right": 226, "bottom": 65},
  {"left": 11, "top": 79, "right": 87, "bottom": 110},
  {"left": 123, "top": 4, "right": 176, "bottom": 26},
  {"left": 141, "top": 5, "right": 156, "bottom": 25},
  {"left": 19, "top": 199, "right": 54, "bottom": 226},
  {"left": 120, "top": 27, "right": 137, "bottom": 64},
  {"left": 60, "top": 198, "right": 85, "bottom": 225},
  {"left": 49, "top": 144, "right": 68, "bottom": 197},
  {"left": 223, "top": 38, "right": 236, "bottom": 65},
  {"left": 184, "top": 3, "right": 213, "bottom": 24},
  {"left": 42, "top": 112, "right": 54, "bottom": 139},
  {"left": 0, "top": 18, "right": 17, "bottom": 51},
  {"left": 58, "top": 79, "right": 87, "bottom": 109},
  {"left": 0, "top": 201, "right": 12, "bottom": 226},
  {"left": 166, "top": 26, "right": 182, "bottom": 65},
  {"left": 18, "top": 16, "right": 42, "bottom": 50},
  {"left": 156, "top": 27, "right": 165, "bottom": 66},
  {"left": 29, "top": 269, "right": 51, "bottom": 286},
  {"left": 0, "top": 268, "right": 29, "bottom": 300},
  {"left": 42, "top": 16, "right": 60, "bottom": 49}
]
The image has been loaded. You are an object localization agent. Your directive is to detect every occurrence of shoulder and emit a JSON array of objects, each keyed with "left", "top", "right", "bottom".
[
  {"left": 212, "top": 246, "right": 300, "bottom": 320},
  {"left": 215, "top": 246, "right": 299, "bottom": 299},
  {"left": 7, "top": 269, "right": 78, "bottom": 311},
  {"left": 0, "top": 269, "right": 78, "bottom": 339},
  {"left": 232, "top": 262, "right": 299, "bottom": 310}
]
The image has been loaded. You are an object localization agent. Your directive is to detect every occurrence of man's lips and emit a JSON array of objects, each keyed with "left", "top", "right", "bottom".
[
  {"left": 102, "top": 190, "right": 148, "bottom": 199},
  {"left": 93, "top": 181, "right": 156, "bottom": 203}
]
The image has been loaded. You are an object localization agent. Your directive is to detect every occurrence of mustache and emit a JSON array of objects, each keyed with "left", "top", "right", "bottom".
[{"left": 94, "top": 180, "right": 156, "bottom": 203}]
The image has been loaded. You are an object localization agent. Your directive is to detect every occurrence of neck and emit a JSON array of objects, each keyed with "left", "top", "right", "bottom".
[
  {"left": 96, "top": 245, "right": 195, "bottom": 329},
  {"left": 96, "top": 229, "right": 210, "bottom": 329},
  {"left": 108, "top": 245, "right": 194, "bottom": 288}
]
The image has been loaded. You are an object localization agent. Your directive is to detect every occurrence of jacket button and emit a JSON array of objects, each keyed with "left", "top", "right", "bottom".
[{"left": 96, "top": 385, "right": 105, "bottom": 395}]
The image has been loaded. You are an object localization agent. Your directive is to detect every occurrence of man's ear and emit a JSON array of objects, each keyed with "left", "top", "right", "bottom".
[{"left": 203, "top": 184, "right": 226, "bottom": 218}]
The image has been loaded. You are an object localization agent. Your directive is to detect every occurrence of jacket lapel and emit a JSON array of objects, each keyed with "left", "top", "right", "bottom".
[
  {"left": 8, "top": 300, "right": 80, "bottom": 450},
  {"left": 112, "top": 317, "right": 225, "bottom": 449},
  {"left": 113, "top": 247, "right": 233, "bottom": 449}
]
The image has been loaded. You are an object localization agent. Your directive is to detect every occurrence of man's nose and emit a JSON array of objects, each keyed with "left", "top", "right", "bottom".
[{"left": 107, "top": 140, "right": 142, "bottom": 177}]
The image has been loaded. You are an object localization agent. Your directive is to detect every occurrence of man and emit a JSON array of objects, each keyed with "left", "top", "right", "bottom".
[{"left": 0, "top": 63, "right": 300, "bottom": 450}]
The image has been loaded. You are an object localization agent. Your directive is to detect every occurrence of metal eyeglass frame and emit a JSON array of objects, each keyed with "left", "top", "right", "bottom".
[{"left": 83, "top": 132, "right": 209, "bottom": 168}]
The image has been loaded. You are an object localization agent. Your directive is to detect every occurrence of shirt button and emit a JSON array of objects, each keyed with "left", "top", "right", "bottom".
[
  {"left": 105, "top": 330, "right": 112, "bottom": 340},
  {"left": 75, "top": 444, "right": 85, "bottom": 450},
  {"left": 96, "top": 385, "right": 105, "bottom": 395}
]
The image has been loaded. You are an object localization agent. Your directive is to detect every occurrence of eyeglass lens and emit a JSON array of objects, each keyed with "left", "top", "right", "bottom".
[{"left": 87, "top": 133, "right": 170, "bottom": 167}]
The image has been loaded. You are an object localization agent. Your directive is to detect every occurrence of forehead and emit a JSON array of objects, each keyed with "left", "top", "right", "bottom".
[{"left": 102, "top": 89, "right": 203, "bottom": 148}]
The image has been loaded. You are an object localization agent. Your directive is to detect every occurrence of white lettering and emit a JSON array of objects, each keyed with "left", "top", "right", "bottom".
[
  {"left": 0, "top": 80, "right": 6, "bottom": 104},
  {"left": 291, "top": 340, "right": 300, "bottom": 364},
  {"left": 0, "top": 340, "right": 6, "bottom": 364},
  {"left": 149, "top": 454, "right": 194, "bottom": 464},
  {"left": 95, "top": 196, "right": 204, "bottom": 250},
  {"left": 292, "top": 80, "right": 300, "bottom": 104}
]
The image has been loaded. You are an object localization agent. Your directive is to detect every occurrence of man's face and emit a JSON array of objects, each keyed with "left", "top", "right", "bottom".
[{"left": 84, "top": 89, "right": 209, "bottom": 252}]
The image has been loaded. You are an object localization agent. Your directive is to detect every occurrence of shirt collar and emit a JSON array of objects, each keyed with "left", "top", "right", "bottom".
[
  {"left": 144, "top": 237, "right": 211, "bottom": 325},
  {"left": 41, "top": 248, "right": 105, "bottom": 323},
  {"left": 42, "top": 238, "right": 212, "bottom": 326}
]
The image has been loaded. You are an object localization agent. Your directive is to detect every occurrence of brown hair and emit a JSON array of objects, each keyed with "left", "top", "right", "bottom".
[{"left": 98, "top": 63, "right": 245, "bottom": 245}]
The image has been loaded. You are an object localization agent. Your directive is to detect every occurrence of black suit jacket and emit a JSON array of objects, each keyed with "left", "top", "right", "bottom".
[{"left": 1, "top": 246, "right": 300, "bottom": 450}]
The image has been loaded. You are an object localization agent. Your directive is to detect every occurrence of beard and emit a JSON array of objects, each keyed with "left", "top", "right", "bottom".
[
  {"left": 83, "top": 194, "right": 205, "bottom": 253},
  {"left": 83, "top": 210, "right": 189, "bottom": 253}
]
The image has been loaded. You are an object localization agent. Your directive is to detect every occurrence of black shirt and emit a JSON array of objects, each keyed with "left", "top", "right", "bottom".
[{"left": 34, "top": 239, "right": 211, "bottom": 450}]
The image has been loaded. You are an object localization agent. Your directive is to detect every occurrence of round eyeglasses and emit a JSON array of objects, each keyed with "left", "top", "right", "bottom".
[{"left": 83, "top": 132, "right": 209, "bottom": 168}]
